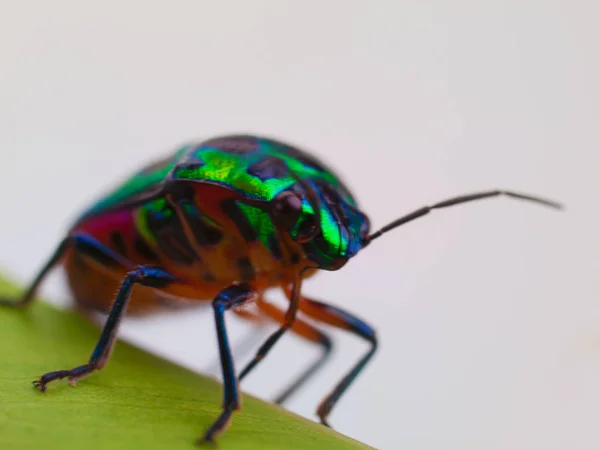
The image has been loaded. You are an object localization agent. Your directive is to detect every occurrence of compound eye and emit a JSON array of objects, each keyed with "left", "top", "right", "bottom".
[{"left": 271, "top": 191, "right": 303, "bottom": 230}]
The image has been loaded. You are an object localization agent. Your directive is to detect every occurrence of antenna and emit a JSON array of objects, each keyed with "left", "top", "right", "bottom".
[{"left": 366, "top": 190, "right": 562, "bottom": 244}]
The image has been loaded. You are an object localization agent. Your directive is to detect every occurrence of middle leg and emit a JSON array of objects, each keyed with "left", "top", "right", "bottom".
[
  {"left": 254, "top": 298, "right": 333, "bottom": 405},
  {"left": 237, "top": 276, "right": 302, "bottom": 381}
]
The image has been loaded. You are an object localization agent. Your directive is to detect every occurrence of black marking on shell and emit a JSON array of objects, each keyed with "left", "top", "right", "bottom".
[
  {"left": 267, "top": 137, "right": 357, "bottom": 205},
  {"left": 175, "top": 161, "right": 205, "bottom": 172},
  {"left": 169, "top": 149, "right": 205, "bottom": 180},
  {"left": 178, "top": 201, "right": 223, "bottom": 247},
  {"left": 314, "top": 179, "right": 350, "bottom": 228},
  {"left": 188, "top": 215, "right": 223, "bottom": 246},
  {"left": 145, "top": 208, "right": 197, "bottom": 265},
  {"left": 169, "top": 185, "right": 224, "bottom": 247},
  {"left": 247, "top": 156, "right": 289, "bottom": 181},
  {"left": 221, "top": 199, "right": 257, "bottom": 242}
]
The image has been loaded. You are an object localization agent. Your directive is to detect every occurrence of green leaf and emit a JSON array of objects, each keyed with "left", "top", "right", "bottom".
[{"left": 0, "top": 276, "right": 372, "bottom": 450}]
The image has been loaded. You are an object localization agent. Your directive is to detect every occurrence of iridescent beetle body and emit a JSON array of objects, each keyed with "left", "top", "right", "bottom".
[
  {"left": 66, "top": 135, "right": 367, "bottom": 316},
  {"left": 1, "top": 135, "right": 561, "bottom": 445}
]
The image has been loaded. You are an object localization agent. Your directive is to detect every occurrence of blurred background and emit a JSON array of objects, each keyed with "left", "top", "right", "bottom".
[{"left": 0, "top": 1, "right": 598, "bottom": 449}]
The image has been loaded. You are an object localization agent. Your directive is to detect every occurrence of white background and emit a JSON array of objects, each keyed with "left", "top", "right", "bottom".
[{"left": 1, "top": 2, "right": 598, "bottom": 449}]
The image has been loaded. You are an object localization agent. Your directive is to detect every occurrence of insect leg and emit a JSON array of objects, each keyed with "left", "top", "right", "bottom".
[
  {"left": 237, "top": 277, "right": 302, "bottom": 382},
  {"left": 34, "top": 265, "right": 178, "bottom": 391},
  {"left": 254, "top": 299, "right": 333, "bottom": 405},
  {"left": 204, "top": 309, "right": 268, "bottom": 377},
  {"left": 31, "top": 234, "right": 179, "bottom": 391},
  {"left": 198, "top": 284, "right": 258, "bottom": 446},
  {"left": 0, "top": 236, "right": 73, "bottom": 308},
  {"left": 298, "top": 297, "right": 377, "bottom": 427}
]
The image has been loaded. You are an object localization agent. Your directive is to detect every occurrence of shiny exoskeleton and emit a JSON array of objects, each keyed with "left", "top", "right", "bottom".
[{"left": 0, "top": 135, "right": 562, "bottom": 445}]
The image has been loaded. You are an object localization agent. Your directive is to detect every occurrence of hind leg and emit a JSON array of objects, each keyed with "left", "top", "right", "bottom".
[
  {"left": 1, "top": 232, "right": 181, "bottom": 391},
  {"left": 237, "top": 277, "right": 303, "bottom": 382},
  {"left": 34, "top": 264, "right": 180, "bottom": 391},
  {"left": 0, "top": 236, "right": 75, "bottom": 308}
]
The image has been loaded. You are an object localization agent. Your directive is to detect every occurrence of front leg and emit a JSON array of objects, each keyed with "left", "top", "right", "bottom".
[
  {"left": 34, "top": 265, "right": 179, "bottom": 392},
  {"left": 197, "top": 284, "right": 258, "bottom": 446}
]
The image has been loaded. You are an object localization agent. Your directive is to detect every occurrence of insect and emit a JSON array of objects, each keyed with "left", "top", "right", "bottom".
[{"left": 0, "top": 135, "right": 562, "bottom": 445}]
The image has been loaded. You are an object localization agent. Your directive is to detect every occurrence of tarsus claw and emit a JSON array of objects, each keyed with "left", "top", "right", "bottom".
[
  {"left": 196, "top": 437, "right": 217, "bottom": 448},
  {"left": 32, "top": 379, "right": 46, "bottom": 392}
]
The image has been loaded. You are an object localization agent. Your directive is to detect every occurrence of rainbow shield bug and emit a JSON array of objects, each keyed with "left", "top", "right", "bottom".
[{"left": 0, "top": 135, "right": 562, "bottom": 445}]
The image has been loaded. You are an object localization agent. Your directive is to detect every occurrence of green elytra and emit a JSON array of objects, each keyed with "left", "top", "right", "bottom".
[{"left": 80, "top": 136, "right": 367, "bottom": 264}]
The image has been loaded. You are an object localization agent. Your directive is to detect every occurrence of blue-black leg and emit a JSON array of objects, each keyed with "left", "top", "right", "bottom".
[
  {"left": 198, "top": 284, "right": 258, "bottom": 446},
  {"left": 14, "top": 232, "right": 178, "bottom": 391},
  {"left": 272, "top": 333, "right": 332, "bottom": 405},
  {"left": 237, "top": 279, "right": 302, "bottom": 382},
  {"left": 250, "top": 298, "right": 333, "bottom": 405},
  {"left": 299, "top": 297, "right": 378, "bottom": 427},
  {"left": 0, "top": 237, "right": 71, "bottom": 308},
  {"left": 0, "top": 232, "right": 131, "bottom": 308},
  {"left": 34, "top": 265, "right": 179, "bottom": 392}
]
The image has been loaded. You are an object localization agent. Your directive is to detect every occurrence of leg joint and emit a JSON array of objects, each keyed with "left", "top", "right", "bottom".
[{"left": 127, "top": 266, "right": 180, "bottom": 288}]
